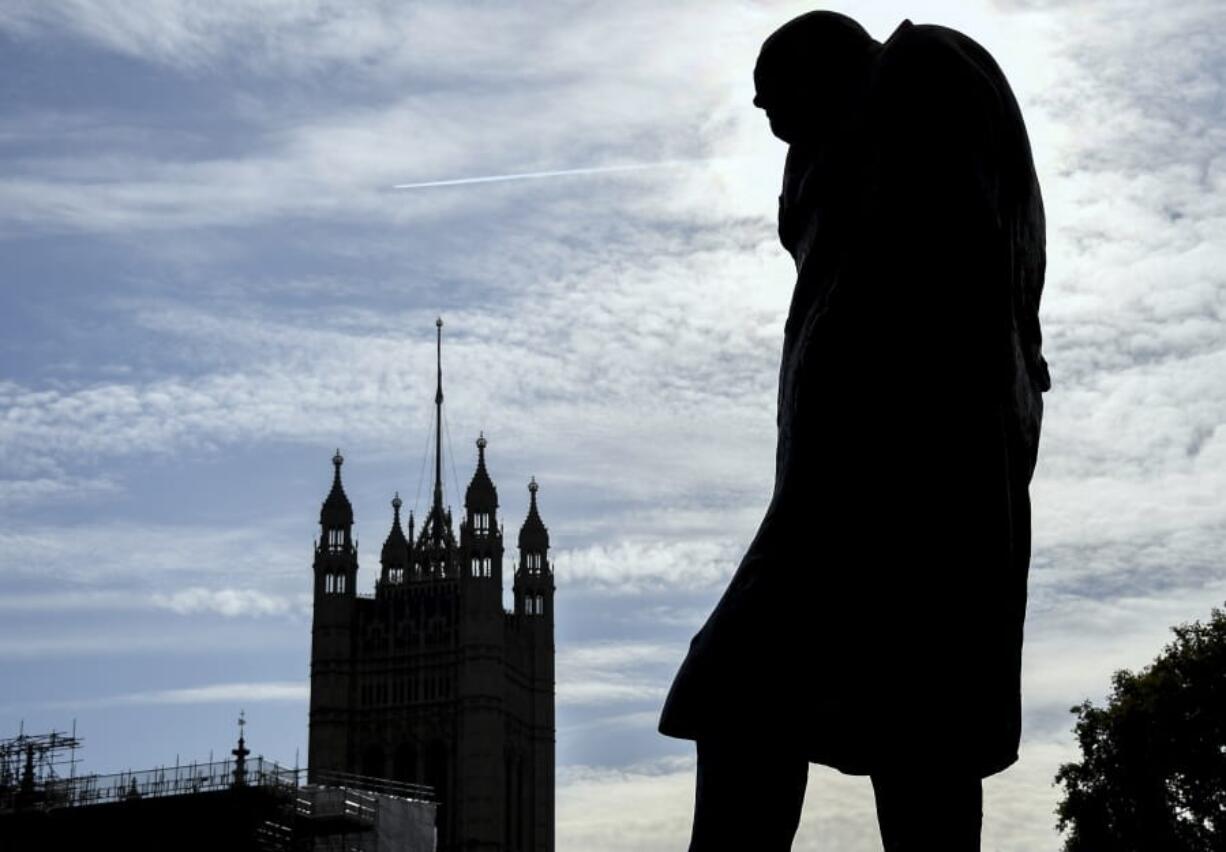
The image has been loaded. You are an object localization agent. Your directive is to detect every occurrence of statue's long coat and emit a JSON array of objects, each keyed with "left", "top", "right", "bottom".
[{"left": 658, "top": 21, "right": 1050, "bottom": 778}]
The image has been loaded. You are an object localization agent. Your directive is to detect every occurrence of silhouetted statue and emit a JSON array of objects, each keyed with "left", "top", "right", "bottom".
[{"left": 659, "top": 12, "right": 1051, "bottom": 851}]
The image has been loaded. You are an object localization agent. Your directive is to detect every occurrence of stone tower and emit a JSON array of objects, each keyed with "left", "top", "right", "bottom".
[{"left": 308, "top": 319, "right": 556, "bottom": 852}]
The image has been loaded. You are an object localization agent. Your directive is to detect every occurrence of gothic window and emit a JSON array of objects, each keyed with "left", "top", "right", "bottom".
[
  {"left": 328, "top": 528, "right": 345, "bottom": 550},
  {"left": 482, "top": 557, "right": 492, "bottom": 577},
  {"left": 335, "top": 574, "right": 346, "bottom": 594},
  {"left": 474, "top": 512, "right": 490, "bottom": 535},
  {"left": 325, "top": 575, "right": 334, "bottom": 593},
  {"left": 526, "top": 552, "right": 543, "bottom": 573},
  {"left": 470, "top": 557, "right": 480, "bottom": 577},
  {"left": 536, "top": 594, "right": 544, "bottom": 615}
]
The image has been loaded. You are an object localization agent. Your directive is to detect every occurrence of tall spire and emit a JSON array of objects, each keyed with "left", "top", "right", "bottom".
[{"left": 433, "top": 317, "right": 445, "bottom": 543}]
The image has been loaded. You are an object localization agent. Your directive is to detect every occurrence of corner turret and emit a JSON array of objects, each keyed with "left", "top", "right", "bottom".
[
  {"left": 320, "top": 450, "right": 353, "bottom": 553},
  {"left": 315, "top": 450, "right": 358, "bottom": 598},
  {"left": 461, "top": 433, "right": 502, "bottom": 584},
  {"left": 381, "top": 492, "right": 410, "bottom": 585},
  {"left": 514, "top": 477, "right": 553, "bottom": 618}
]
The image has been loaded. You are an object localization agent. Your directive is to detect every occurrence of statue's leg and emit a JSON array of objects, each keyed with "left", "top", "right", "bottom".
[
  {"left": 687, "top": 736, "right": 808, "bottom": 852},
  {"left": 870, "top": 769, "right": 982, "bottom": 851}
]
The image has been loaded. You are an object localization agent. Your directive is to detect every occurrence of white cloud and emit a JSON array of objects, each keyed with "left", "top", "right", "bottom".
[
  {"left": 0, "top": 522, "right": 305, "bottom": 588},
  {"left": 0, "top": 629, "right": 301, "bottom": 660},
  {"left": 127, "top": 681, "right": 308, "bottom": 705},
  {"left": 557, "top": 757, "right": 699, "bottom": 852},
  {"left": 152, "top": 586, "right": 305, "bottom": 617},
  {"left": 560, "top": 540, "right": 740, "bottom": 594},
  {"left": 10, "top": 681, "right": 309, "bottom": 712},
  {"left": 557, "top": 641, "right": 682, "bottom": 707},
  {"left": 0, "top": 474, "right": 120, "bottom": 509}
]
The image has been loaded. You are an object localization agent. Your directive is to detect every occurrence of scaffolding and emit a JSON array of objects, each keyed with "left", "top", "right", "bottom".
[
  {"left": 0, "top": 725, "right": 83, "bottom": 810},
  {"left": 0, "top": 726, "right": 436, "bottom": 851}
]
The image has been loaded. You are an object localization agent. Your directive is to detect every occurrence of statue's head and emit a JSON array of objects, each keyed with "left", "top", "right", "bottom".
[{"left": 753, "top": 11, "right": 880, "bottom": 144}]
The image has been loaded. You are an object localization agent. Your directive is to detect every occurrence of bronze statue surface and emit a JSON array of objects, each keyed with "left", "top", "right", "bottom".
[{"left": 659, "top": 13, "right": 1050, "bottom": 784}]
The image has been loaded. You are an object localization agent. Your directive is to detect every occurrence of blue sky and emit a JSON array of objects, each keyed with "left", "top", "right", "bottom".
[{"left": 2, "top": 0, "right": 1224, "bottom": 848}]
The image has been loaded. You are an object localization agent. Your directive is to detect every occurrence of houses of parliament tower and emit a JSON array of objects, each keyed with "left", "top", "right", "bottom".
[{"left": 308, "top": 319, "right": 556, "bottom": 852}]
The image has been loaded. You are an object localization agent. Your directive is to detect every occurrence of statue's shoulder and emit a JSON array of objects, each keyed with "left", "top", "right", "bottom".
[
  {"left": 874, "top": 20, "right": 1010, "bottom": 107},
  {"left": 863, "top": 18, "right": 1017, "bottom": 167}
]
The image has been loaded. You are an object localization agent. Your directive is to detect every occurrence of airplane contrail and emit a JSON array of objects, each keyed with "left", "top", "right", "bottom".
[{"left": 392, "top": 160, "right": 704, "bottom": 190}]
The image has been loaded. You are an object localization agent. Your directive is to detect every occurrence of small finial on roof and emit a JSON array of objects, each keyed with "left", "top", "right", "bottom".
[
  {"left": 333, "top": 449, "right": 344, "bottom": 468},
  {"left": 476, "top": 431, "right": 487, "bottom": 451},
  {"left": 392, "top": 491, "right": 402, "bottom": 511},
  {"left": 529, "top": 476, "right": 538, "bottom": 495}
]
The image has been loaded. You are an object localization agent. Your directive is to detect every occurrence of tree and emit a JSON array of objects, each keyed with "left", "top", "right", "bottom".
[{"left": 1055, "top": 605, "right": 1226, "bottom": 851}]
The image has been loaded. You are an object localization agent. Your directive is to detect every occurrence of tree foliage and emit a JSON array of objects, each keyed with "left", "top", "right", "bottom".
[{"left": 1055, "top": 606, "right": 1226, "bottom": 851}]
